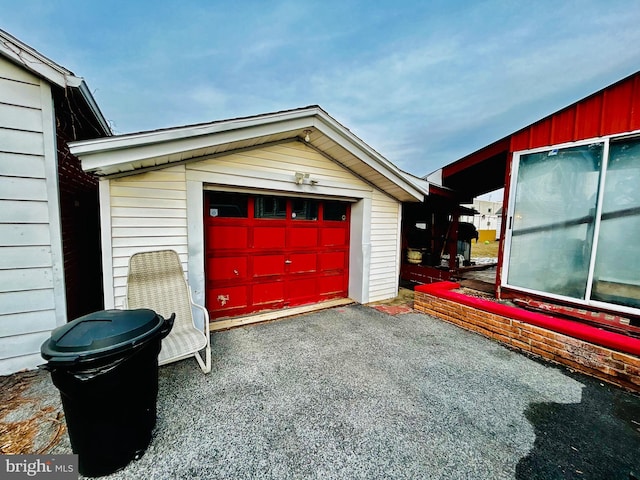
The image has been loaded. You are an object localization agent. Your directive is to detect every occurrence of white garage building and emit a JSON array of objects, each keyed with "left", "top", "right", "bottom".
[{"left": 70, "top": 107, "right": 429, "bottom": 329}]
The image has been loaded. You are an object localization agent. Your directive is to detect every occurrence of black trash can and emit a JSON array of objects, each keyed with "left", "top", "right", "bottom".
[{"left": 41, "top": 309, "right": 174, "bottom": 478}]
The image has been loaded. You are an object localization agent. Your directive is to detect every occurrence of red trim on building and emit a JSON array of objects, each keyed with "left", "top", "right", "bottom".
[{"left": 415, "top": 282, "right": 640, "bottom": 357}]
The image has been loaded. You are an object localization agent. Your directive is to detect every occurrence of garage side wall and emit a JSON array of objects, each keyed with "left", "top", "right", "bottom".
[
  {"left": 105, "top": 165, "right": 188, "bottom": 308},
  {"left": 0, "top": 57, "right": 66, "bottom": 374},
  {"left": 369, "top": 190, "right": 402, "bottom": 302}
]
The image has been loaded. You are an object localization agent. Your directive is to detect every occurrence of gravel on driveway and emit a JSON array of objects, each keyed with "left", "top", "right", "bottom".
[{"left": 6, "top": 304, "right": 640, "bottom": 479}]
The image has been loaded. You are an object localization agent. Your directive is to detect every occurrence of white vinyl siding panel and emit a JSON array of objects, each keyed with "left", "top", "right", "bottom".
[
  {"left": 0, "top": 77, "right": 42, "bottom": 108},
  {"left": 0, "top": 153, "right": 46, "bottom": 178},
  {"left": 107, "top": 166, "right": 188, "bottom": 307},
  {"left": 0, "top": 176, "right": 48, "bottom": 200},
  {"left": 0, "top": 103, "right": 44, "bottom": 132},
  {"left": 0, "top": 56, "right": 62, "bottom": 375},
  {"left": 0, "top": 128, "right": 45, "bottom": 155},
  {"left": 0, "top": 246, "right": 52, "bottom": 269},
  {"left": 186, "top": 142, "right": 372, "bottom": 195},
  {"left": 368, "top": 190, "right": 401, "bottom": 302}
]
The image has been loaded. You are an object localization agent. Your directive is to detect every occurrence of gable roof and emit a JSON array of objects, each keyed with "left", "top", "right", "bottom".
[
  {"left": 0, "top": 29, "right": 111, "bottom": 136},
  {"left": 69, "top": 105, "right": 429, "bottom": 202}
]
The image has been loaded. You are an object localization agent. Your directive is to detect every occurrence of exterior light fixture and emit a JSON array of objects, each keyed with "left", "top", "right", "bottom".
[
  {"left": 295, "top": 172, "right": 309, "bottom": 185},
  {"left": 303, "top": 130, "right": 312, "bottom": 142}
]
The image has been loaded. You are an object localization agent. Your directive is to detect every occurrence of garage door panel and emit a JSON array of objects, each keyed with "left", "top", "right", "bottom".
[
  {"left": 321, "top": 228, "right": 347, "bottom": 246},
  {"left": 208, "top": 256, "right": 247, "bottom": 281},
  {"left": 254, "top": 226, "right": 285, "bottom": 249},
  {"left": 290, "top": 228, "right": 318, "bottom": 248},
  {"left": 252, "top": 281, "right": 284, "bottom": 305},
  {"left": 287, "top": 277, "right": 317, "bottom": 304},
  {"left": 253, "top": 254, "right": 286, "bottom": 277},
  {"left": 319, "top": 274, "right": 346, "bottom": 296},
  {"left": 289, "top": 253, "right": 317, "bottom": 273},
  {"left": 319, "top": 251, "right": 346, "bottom": 271},
  {"left": 208, "top": 225, "right": 248, "bottom": 249},
  {"left": 207, "top": 285, "right": 248, "bottom": 311}
]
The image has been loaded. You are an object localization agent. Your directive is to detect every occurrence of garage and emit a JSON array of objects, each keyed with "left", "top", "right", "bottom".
[
  {"left": 205, "top": 192, "right": 350, "bottom": 319},
  {"left": 69, "top": 106, "right": 429, "bottom": 328}
]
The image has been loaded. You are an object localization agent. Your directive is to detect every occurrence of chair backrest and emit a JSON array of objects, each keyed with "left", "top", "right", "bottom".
[{"left": 126, "top": 250, "right": 193, "bottom": 333}]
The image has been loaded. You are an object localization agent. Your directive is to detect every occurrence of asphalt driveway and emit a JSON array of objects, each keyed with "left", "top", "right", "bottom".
[{"left": 38, "top": 304, "right": 640, "bottom": 478}]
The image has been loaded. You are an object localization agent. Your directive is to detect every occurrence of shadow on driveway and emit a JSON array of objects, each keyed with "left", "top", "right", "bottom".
[{"left": 516, "top": 374, "right": 640, "bottom": 479}]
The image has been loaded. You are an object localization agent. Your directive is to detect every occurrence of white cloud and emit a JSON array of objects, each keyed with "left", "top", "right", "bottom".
[{"left": 188, "top": 85, "right": 229, "bottom": 111}]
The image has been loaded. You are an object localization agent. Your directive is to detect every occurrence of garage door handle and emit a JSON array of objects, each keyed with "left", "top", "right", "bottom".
[{"left": 284, "top": 260, "right": 292, "bottom": 264}]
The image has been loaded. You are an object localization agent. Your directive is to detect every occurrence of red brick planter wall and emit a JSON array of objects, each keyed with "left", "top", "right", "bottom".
[{"left": 414, "top": 287, "right": 640, "bottom": 392}]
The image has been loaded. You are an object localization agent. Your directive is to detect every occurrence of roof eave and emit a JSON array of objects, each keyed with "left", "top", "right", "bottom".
[
  {"left": 74, "top": 80, "right": 112, "bottom": 136},
  {"left": 0, "top": 29, "right": 112, "bottom": 136},
  {"left": 0, "top": 29, "right": 70, "bottom": 87},
  {"left": 70, "top": 107, "right": 424, "bottom": 202}
]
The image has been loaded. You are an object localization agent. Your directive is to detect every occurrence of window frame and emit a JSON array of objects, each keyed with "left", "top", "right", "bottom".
[{"left": 502, "top": 131, "right": 640, "bottom": 316}]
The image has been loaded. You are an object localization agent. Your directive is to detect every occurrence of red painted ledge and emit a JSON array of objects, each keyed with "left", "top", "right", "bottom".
[{"left": 415, "top": 281, "right": 640, "bottom": 357}]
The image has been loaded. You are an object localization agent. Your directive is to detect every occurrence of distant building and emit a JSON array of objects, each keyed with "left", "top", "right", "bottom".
[{"left": 460, "top": 199, "right": 502, "bottom": 242}]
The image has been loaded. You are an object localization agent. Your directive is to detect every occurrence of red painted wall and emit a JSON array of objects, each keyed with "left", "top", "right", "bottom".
[{"left": 510, "top": 72, "right": 640, "bottom": 152}]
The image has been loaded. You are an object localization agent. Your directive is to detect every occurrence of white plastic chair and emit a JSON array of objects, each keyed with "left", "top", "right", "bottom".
[{"left": 126, "top": 250, "right": 211, "bottom": 373}]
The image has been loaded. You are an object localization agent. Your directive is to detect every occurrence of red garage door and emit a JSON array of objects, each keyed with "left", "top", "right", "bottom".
[{"left": 204, "top": 192, "right": 350, "bottom": 320}]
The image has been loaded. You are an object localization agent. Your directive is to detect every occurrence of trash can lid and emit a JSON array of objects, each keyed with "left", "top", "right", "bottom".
[{"left": 41, "top": 309, "right": 164, "bottom": 365}]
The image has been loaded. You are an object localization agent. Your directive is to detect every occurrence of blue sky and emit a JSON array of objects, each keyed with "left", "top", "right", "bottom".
[{"left": 3, "top": 0, "right": 640, "bottom": 178}]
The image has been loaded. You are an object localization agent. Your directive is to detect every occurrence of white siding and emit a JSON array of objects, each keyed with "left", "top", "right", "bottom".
[
  {"left": 186, "top": 141, "right": 373, "bottom": 197},
  {"left": 107, "top": 166, "right": 188, "bottom": 308},
  {"left": 0, "top": 56, "right": 63, "bottom": 375},
  {"left": 368, "top": 190, "right": 402, "bottom": 302}
]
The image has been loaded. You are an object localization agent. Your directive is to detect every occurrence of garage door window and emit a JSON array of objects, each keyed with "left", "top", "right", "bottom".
[
  {"left": 208, "top": 192, "right": 248, "bottom": 218},
  {"left": 255, "top": 196, "right": 287, "bottom": 219},
  {"left": 324, "top": 201, "right": 348, "bottom": 221},
  {"left": 292, "top": 199, "right": 318, "bottom": 220}
]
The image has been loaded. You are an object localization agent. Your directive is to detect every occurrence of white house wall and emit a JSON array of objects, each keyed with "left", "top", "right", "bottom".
[
  {"left": 0, "top": 56, "right": 66, "bottom": 374},
  {"left": 102, "top": 141, "right": 402, "bottom": 310}
]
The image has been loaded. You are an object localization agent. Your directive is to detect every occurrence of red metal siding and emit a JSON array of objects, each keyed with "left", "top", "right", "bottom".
[
  {"left": 574, "top": 94, "right": 603, "bottom": 140},
  {"left": 631, "top": 74, "right": 640, "bottom": 130},
  {"left": 550, "top": 107, "right": 576, "bottom": 145},
  {"left": 601, "top": 79, "right": 635, "bottom": 134},
  {"left": 509, "top": 129, "right": 530, "bottom": 152},
  {"left": 511, "top": 72, "right": 640, "bottom": 152}
]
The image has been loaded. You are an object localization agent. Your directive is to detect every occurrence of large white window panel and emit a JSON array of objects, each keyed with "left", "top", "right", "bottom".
[
  {"left": 591, "top": 138, "right": 640, "bottom": 309},
  {"left": 507, "top": 143, "right": 603, "bottom": 299}
]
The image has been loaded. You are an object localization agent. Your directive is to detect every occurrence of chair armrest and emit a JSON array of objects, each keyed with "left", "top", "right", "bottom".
[
  {"left": 188, "top": 286, "right": 211, "bottom": 339},
  {"left": 191, "top": 301, "right": 210, "bottom": 338}
]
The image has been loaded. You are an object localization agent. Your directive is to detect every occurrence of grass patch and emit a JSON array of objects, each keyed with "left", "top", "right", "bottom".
[{"left": 471, "top": 240, "right": 499, "bottom": 258}]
